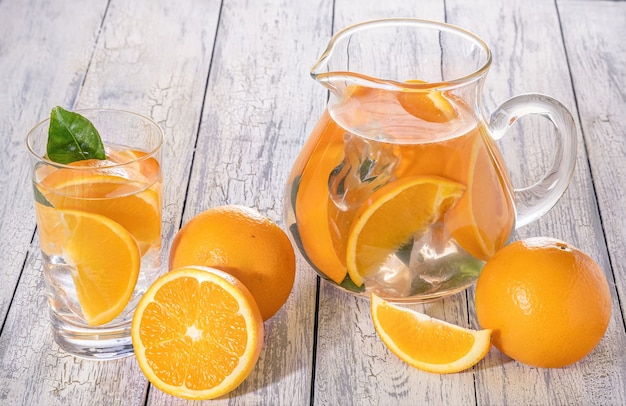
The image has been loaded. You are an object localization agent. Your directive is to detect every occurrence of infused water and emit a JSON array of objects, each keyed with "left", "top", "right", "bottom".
[
  {"left": 33, "top": 144, "right": 162, "bottom": 327},
  {"left": 285, "top": 85, "right": 516, "bottom": 300}
]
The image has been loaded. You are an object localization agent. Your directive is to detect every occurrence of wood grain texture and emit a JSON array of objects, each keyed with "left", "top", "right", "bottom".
[
  {"left": 450, "top": 0, "right": 626, "bottom": 404},
  {"left": 0, "top": 0, "right": 111, "bottom": 403},
  {"left": 0, "top": 0, "right": 220, "bottom": 404},
  {"left": 559, "top": 0, "right": 626, "bottom": 325},
  {"left": 0, "top": 0, "right": 624, "bottom": 404},
  {"left": 148, "top": 0, "right": 333, "bottom": 404},
  {"left": 558, "top": 3, "right": 626, "bottom": 404},
  {"left": 0, "top": 0, "right": 108, "bottom": 335}
]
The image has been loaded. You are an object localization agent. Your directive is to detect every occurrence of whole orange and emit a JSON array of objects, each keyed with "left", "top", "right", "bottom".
[
  {"left": 169, "top": 205, "right": 296, "bottom": 321},
  {"left": 475, "top": 237, "right": 611, "bottom": 368}
]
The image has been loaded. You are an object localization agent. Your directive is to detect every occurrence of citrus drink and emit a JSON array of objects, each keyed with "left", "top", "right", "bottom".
[
  {"left": 285, "top": 85, "right": 516, "bottom": 300},
  {"left": 34, "top": 143, "right": 162, "bottom": 332},
  {"left": 27, "top": 108, "right": 164, "bottom": 359}
]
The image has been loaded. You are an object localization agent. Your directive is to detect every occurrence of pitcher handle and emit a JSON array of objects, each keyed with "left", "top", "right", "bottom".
[{"left": 489, "top": 94, "right": 577, "bottom": 228}]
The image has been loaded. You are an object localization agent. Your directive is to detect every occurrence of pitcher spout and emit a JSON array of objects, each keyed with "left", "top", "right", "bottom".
[{"left": 310, "top": 18, "right": 491, "bottom": 96}]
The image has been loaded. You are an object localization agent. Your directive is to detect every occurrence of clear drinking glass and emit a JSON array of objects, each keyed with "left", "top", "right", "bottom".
[
  {"left": 26, "top": 108, "right": 163, "bottom": 359},
  {"left": 284, "top": 19, "right": 577, "bottom": 302}
]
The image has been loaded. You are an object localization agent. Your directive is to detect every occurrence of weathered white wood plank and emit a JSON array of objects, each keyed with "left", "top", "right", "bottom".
[
  {"left": 447, "top": 0, "right": 626, "bottom": 404},
  {"left": 312, "top": 2, "right": 485, "bottom": 406},
  {"left": 1, "top": 0, "right": 624, "bottom": 405},
  {"left": 147, "top": 0, "right": 333, "bottom": 404},
  {"left": 0, "top": 0, "right": 220, "bottom": 404},
  {"left": 0, "top": 0, "right": 111, "bottom": 403},
  {"left": 0, "top": 0, "right": 107, "bottom": 334},
  {"left": 558, "top": 0, "right": 626, "bottom": 390}
]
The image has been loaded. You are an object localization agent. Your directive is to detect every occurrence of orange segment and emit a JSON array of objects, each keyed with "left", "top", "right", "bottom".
[
  {"left": 397, "top": 80, "right": 458, "bottom": 123},
  {"left": 106, "top": 148, "right": 160, "bottom": 181},
  {"left": 39, "top": 171, "right": 161, "bottom": 255},
  {"left": 370, "top": 293, "right": 491, "bottom": 373},
  {"left": 445, "top": 128, "right": 515, "bottom": 260},
  {"left": 132, "top": 266, "right": 264, "bottom": 400},
  {"left": 293, "top": 110, "right": 347, "bottom": 284},
  {"left": 346, "top": 176, "right": 465, "bottom": 286},
  {"left": 40, "top": 160, "right": 142, "bottom": 197},
  {"left": 60, "top": 209, "right": 140, "bottom": 326}
]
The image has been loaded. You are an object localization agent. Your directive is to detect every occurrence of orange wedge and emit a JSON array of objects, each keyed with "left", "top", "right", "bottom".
[
  {"left": 60, "top": 209, "right": 140, "bottom": 326},
  {"left": 131, "top": 266, "right": 264, "bottom": 400},
  {"left": 293, "top": 110, "right": 348, "bottom": 284},
  {"left": 445, "top": 128, "right": 515, "bottom": 260},
  {"left": 40, "top": 160, "right": 142, "bottom": 197},
  {"left": 38, "top": 170, "right": 161, "bottom": 255},
  {"left": 106, "top": 148, "right": 161, "bottom": 181},
  {"left": 370, "top": 293, "right": 491, "bottom": 373},
  {"left": 397, "top": 80, "right": 458, "bottom": 123},
  {"left": 346, "top": 176, "right": 465, "bottom": 286}
]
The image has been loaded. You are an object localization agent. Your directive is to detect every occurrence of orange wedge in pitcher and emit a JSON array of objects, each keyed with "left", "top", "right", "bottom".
[
  {"left": 398, "top": 80, "right": 458, "bottom": 123},
  {"left": 293, "top": 111, "right": 347, "bottom": 284},
  {"left": 445, "top": 130, "right": 515, "bottom": 260},
  {"left": 346, "top": 176, "right": 465, "bottom": 286}
]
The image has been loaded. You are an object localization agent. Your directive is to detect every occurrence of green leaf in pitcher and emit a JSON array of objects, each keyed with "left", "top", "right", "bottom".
[{"left": 46, "top": 106, "right": 106, "bottom": 164}]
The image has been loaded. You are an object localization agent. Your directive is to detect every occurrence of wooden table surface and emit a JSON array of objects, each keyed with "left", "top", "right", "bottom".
[{"left": 1, "top": 0, "right": 625, "bottom": 405}]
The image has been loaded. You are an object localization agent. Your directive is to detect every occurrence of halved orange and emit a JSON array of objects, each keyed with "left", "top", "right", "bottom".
[
  {"left": 370, "top": 293, "right": 491, "bottom": 373},
  {"left": 346, "top": 176, "right": 465, "bottom": 286},
  {"left": 60, "top": 209, "right": 141, "bottom": 326},
  {"left": 132, "top": 266, "right": 264, "bottom": 400}
]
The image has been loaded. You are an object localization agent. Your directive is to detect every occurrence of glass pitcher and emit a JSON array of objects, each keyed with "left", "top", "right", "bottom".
[{"left": 284, "top": 19, "right": 577, "bottom": 302}]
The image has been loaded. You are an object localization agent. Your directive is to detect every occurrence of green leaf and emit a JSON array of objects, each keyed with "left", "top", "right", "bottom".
[
  {"left": 33, "top": 184, "right": 53, "bottom": 207},
  {"left": 46, "top": 106, "right": 106, "bottom": 164},
  {"left": 338, "top": 274, "right": 365, "bottom": 293}
]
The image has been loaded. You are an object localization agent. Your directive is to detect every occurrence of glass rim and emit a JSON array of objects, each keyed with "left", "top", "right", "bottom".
[
  {"left": 26, "top": 108, "right": 164, "bottom": 169},
  {"left": 311, "top": 18, "right": 493, "bottom": 91}
]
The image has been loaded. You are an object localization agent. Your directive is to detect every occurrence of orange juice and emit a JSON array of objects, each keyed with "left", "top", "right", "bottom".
[{"left": 285, "top": 85, "right": 515, "bottom": 299}]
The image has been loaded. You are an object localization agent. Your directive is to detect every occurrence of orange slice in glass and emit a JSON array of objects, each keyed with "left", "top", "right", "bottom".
[
  {"left": 371, "top": 293, "right": 491, "bottom": 373},
  {"left": 60, "top": 209, "right": 140, "bottom": 326},
  {"left": 106, "top": 147, "right": 161, "bottom": 181},
  {"left": 131, "top": 266, "right": 264, "bottom": 400},
  {"left": 39, "top": 169, "right": 161, "bottom": 255}
]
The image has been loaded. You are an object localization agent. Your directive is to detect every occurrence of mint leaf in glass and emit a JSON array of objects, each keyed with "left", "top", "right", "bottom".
[{"left": 46, "top": 106, "right": 106, "bottom": 164}]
